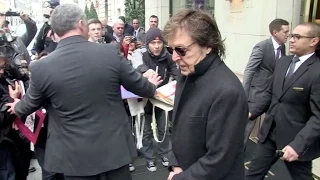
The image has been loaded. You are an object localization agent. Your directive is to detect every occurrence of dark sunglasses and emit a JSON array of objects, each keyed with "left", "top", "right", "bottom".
[{"left": 166, "top": 42, "right": 196, "bottom": 56}]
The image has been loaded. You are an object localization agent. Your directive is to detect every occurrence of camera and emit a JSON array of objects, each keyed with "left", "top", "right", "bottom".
[
  {"left": 0, "top": 11, "right": 20, "bottom": 17},
  {"left": 97, "top": 37, "right": 106, "bottom": 44},
  {"left": 130, "top": 36, "right": 137, "bottom": 43},
  {"left": 0, "top": 32, "right": 28, "bottom": 82}
]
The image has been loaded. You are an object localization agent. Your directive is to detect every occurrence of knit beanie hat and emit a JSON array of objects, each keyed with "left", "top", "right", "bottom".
[{"left": 145, "top": 27, "right": 164, "bottom": 45}]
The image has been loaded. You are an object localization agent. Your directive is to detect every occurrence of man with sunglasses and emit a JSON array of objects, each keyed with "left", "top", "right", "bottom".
[
  {"left": 162, "top": 9, "right": 248, "bottom": 180},
  {"left": 133, "top": 27, "right": 178, "bottom": 172},
  {"left": 112, "top": 19, "right": 125, "bottom": 43},
  {"left": 243, "top": 19, "right": 289, "bottom": 145},
  {"left": 246, "top": 22, "right": 320, "bottom": 180}
]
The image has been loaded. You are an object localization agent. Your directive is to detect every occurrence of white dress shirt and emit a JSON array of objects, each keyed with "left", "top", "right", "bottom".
[{"left": 287, "top": 52, "right": 314, "bottom": 75}]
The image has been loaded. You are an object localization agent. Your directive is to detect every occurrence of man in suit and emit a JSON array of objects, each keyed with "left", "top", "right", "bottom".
[
  {"left": 100, "top": 18, "right": 113, "bottom": 43},
  {"left": 6, "top": 4, "right": 162, "bottom": 180},
  {"left": 246, "top": 22, "right": 320, "bottom": 180},
  {"left": 243, "top": 19, "right": 289, "bottom": 143},
  {"left": 119, "top": 16, "right": 134, "bottom": 36},
  {"left": 132, "top": 19, "right": 145, "bottom": 43}
]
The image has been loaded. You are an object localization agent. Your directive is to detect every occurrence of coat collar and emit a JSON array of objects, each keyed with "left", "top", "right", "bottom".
[
  {"left": 189, "top": 53, "right": 220, "bottom": 77},
  {"left": 56, "top": 35, "right": 88, "bottom": 50}
]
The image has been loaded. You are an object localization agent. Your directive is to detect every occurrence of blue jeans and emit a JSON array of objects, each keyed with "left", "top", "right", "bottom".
[{"left": 0, "top": 150, "right": 15, "bottom": 180}]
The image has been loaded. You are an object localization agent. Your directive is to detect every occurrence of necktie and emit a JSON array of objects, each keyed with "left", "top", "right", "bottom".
[
  {"left": 283, "top": 57, "right": 300, "bottom": 87},
  {"left": 275, "top": 46, "right": 282, "bottom": 61},
  {"left": 286, "top": 57, "right": 300, "bottom": 78}
]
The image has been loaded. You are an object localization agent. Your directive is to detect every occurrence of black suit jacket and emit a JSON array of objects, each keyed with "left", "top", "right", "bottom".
[
  {"left": 256, "top": 54, "right": 320, "bottom": 161},
  {"left": 14, "top": 35, "right": 156, "bottom": 176},
  {"left": 169, "top": 53, "right": 248, "bottom": 180}
]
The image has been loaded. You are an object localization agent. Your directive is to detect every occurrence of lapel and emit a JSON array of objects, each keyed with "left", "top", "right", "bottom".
[
  {"left": 276, "top": 55, "right": 292, "bottom": 93},
  {"left": 267, "top": 38, "right": 276, "bottom": 61},
  {"left": 172, "top": 74, "right": 187, "bottom": 122},
  {"left": 280, "top": 54, "right": 318, "bottom": 98}
]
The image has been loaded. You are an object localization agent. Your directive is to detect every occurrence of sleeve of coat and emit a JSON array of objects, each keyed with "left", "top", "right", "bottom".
[
  {"left": 168, "top": 150, "right": 180, "bottom": 171},
  {"left": 119, "top": 56, "right": 156, "bottom": 98},
  {"left": 249, "top": 79, "right": 272, "bottom": 120},
  {"left": 14, "top": 62, "right": 45, "bottom": 118},
  {"left": 172, "top": 87, "right": 248, "bottom": 180},
  {"left": 289, "top": 74, "right": 320, "bottom": 155},
  {"left": 243, "top": 45, "right": 263, "bottom": 97},
  {"left": 20, "top": 17, "right": 37, "bottom": 47}
]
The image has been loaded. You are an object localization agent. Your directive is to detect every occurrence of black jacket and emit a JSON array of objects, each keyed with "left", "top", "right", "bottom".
[
  {"left": 169, "top": 53, "right": 248, "bottom": 180},
  {"left": 0, "top": 78, "right": 31, "bottom": 180},
  {"left": 252, "top": 54, "right": 320, "bottom": 161}
]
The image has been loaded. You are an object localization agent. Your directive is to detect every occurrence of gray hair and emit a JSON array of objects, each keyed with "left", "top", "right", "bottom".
[
  {"left": 113, "top": 19, "right": 124, "bottom": 27},
  {"left": 50, "top": 4, "right": 87, "bottom": 36}
]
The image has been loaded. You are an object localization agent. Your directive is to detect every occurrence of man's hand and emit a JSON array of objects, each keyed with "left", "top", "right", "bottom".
[
  {"left": 143, "top": 69, "right": 157, "bottom": 78},
  {"left": 8, "top": 81, "right": 21, "bottom": 99},
  {"left": 6, "top": 98, "right": 20, "bottom": 114},
  {"left": 172, "top": 167, "right": 183, "bottom": 174},
  {"left": 248, "top": 112, "right": 252, "bottom": 119},
  {"left": 147, "top": 74, "right": 163, "bottom": 87},
  {"left": 20, "top": 12, "right": 28, "bottom": 21},
  {"left": 282, "top": 145, "right": 299, "bottom": 162},
  {"left": 167, "top": 172, "right": 177, "bottom": 180}
]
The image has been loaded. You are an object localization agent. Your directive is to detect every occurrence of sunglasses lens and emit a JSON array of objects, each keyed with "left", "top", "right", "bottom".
[
  {"left": 166, "top": 46, "right": 173, "bottom": 54},
  {"left": 175, "top": 47, "right": 186, "bottom": 56}
]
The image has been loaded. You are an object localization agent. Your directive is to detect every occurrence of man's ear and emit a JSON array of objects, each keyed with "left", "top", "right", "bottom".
[
  {"left": 78, "top": 20, "right": 87, "bottom": 32},
  {"left": 311, "top": 37, "right": 320, "bottom": 47},
  {"left": 206, "top": 47, "right": 212, "bottom": 54}
]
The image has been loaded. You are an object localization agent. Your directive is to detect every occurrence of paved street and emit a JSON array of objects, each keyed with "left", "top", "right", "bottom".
[
  {"left": 27, "top": 159, "right": 41, "bottom": 180},
  {"left": 27, "top": 156, "right": 169, "bottom": 180}
]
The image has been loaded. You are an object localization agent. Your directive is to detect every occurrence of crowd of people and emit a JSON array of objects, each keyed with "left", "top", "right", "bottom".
[{"left": 0, "top": 1, "right": 320, "bottom": 180}]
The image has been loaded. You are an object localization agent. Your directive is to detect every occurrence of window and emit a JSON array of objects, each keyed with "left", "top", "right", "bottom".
[{"left": 170, "top": 0, "right": 215, "bottom": 17}]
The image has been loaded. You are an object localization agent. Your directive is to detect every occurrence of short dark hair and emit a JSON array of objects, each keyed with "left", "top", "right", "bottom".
[
  {"left": 163, "top": 9, "right": 225, "bottom": 58},
  {"left": 300, "top": 22, "right": 320, "bottom": 37},
  {"left": 149, "top": 15, "right": 158, "bottom": 20},
  {"left": 119, "top": 16, "right": 126, "bottom": 23},
  {"left": 88, "top": 19, "right": 102, "bottom": 27},
  {"left": 269, "top": 19, "right": 289, "bottom": 35}
]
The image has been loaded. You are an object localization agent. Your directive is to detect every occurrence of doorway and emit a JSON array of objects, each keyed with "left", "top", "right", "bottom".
[{"left": 302, "top": 0, "right": 320, "bottom": 23}]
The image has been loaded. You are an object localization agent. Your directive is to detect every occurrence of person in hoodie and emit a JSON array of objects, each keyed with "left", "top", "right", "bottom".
[{"left": 133, "top": 27, "right": 178, "bottom": 172}]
